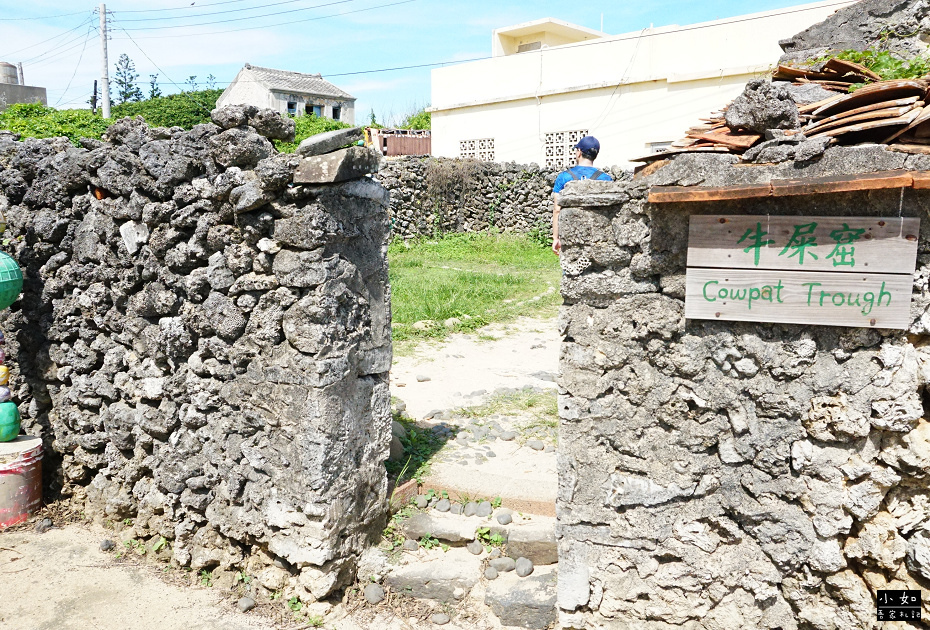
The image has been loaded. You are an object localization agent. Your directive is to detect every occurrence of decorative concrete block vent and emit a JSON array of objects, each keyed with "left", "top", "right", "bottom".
[
  {"left": 555, "top": 145, "right": 930, "bottom": 629},
  {"left": 0, "top": 109, "right": 391, "bottom": 602}
]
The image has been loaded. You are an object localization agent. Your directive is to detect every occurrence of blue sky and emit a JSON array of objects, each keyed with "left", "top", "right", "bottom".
[{"left": 0, "top": 0, "right": 843, "bottom": 123}]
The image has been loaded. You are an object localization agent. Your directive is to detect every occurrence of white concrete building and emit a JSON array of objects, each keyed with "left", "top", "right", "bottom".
[
  {"left": 429, "top": 1, "right": 855, "bottom": 168},
  {"left": 217, "top": 64, "right": 355, "bottom": 124}
]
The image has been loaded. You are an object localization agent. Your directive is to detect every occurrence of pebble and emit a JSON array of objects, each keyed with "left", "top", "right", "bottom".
[
  {"left": 450, "top": 504, "right": 463, "bottom": 515},
  {"left": 470, "top": 389, "right": 487, "bottom": 397},
  {"left": 544, "top": 444, "right": 556, "bottom": 453},
  {"left": 527, "top": 440, "right": 545, "bottom": 451},
  {"left": 466, "top": 540, "right": 484, "bottom": 555},
  {"left": 463, "top": 502, "right": 478, "bottom": 517},
  {"left": 476, "top": 501, "right": 493, "bottom": 517},
  {"left": 99, "top": 539, "right": 115, "bottom": 552},
  {"left": 515, "top": 557, "right": 534, "bottom": 577},
  {"left": 430, "top": 613, "right": 451, "bottom": 625},
  {"left": 453, "top": 587, "right": 466, "bottom": 600},
  {"left": 488, "top": 548, "right": 502, "bottom": 560},
  {"left": 403, "top": 539, "right": 419, "bottom": 551},
  {"left": 429, "top": 497, "right": 439, "bottom": 507},
  {"left": 415, "top": 495, "right": 429, "bottom": 509},
  {"left": 500, "top": 431, "right": 517, "bottom": 441},
  {"left": 496, "top": 513, "right": 513, "bottom": 525},
  {"left": 364, "top": 583, "right": 386, "bottom": 605},
  {"left": 34, "top": 517, "right": 53, "bottom": 534},
  {"left": 486, "top": 451, "right": 497, "bottom": 457},
  {"left": 416, "top": 374, "right": 431, "bottom": 382},
  {"left": 435, "top": 498, "right": 451, "bottom": 512},
  {"left": 237, "top": 596, "right": 256, "bottom": 612},
  {"left": 490, "top": 557, "right": 516, "bottom": 572},
  {"left": 484, "top": 567, "right": 499, "bottom": 580}
]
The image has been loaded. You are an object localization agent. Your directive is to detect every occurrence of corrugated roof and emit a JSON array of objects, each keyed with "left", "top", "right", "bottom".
[{"left": 243, "top": 64, "right": 354, "bottom": 100}]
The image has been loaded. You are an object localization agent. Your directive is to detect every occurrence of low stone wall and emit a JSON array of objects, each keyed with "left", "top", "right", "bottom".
[
  {"left": 556, "top": 146, "right": 930, "bottom": 628},
  {"left": 0, "top": 111, "right": 391, "bottom": 601},
  {"left": 375, "top": 156, "right": 627, "bottom": 239}
]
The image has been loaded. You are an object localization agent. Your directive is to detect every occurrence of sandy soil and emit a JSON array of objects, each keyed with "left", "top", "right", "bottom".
[
  {"left": 391, "top": 316, "right": 560, "bottom": 421},
  {"left": 0, "top": 523, "right": 278, "bottom": 630}
]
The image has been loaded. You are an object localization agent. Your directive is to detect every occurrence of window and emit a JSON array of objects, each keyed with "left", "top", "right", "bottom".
[
  {"left": 459, "top": 138, "right": 495, "bottom": 161},
  {"left": 287, "top": 101, "right": 297, "bottom": 115},
  {"left": 517, "top": 41, "right": 542, "bottom": 53},
  {"left": 544, "top": 129, "right": 588, "bottom": 169},
  {"left": 305, "top": 104, "right": 322, "bottom": 117},
  {"left": 332, "top": 106, "right": 341, "bottom": 121}
]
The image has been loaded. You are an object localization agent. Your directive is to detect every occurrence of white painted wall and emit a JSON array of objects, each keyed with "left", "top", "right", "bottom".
[
  {"left": 217, "top": 68, "right": 356, "bottom": 124},
  {"left": 431, "top": 0, "right": 855, "bottom": 167}
]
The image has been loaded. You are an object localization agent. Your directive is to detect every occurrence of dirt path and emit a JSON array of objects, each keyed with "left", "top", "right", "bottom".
[
  {"left": 391, "top": 316, "right": 560, "bottom": 420},
  {"left": 0, "top": 316, "right": 561, "bottom": 630},
  {"left": 0, "top": 524, "right": 277, "bottom": 630}
]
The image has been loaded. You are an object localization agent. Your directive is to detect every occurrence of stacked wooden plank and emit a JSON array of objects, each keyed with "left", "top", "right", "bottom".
[
  {"left": 773, "top": 58, "right": 881, "bottom": 92},
  {"left": 798, "top": 79, "right": 929, "bottom": 144},
  {"left": 632, "top": 57, "right": 930, "bottom": 164}
]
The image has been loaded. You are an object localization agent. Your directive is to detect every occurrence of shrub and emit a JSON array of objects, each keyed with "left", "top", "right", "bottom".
[
  {"left": 0, "top": 103, "right": 112, "bottom": 146},
  {"left": 111, "top": 88, "right": 223, "bottom": 129}
]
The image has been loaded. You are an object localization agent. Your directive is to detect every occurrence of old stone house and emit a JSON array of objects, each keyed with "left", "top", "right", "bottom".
[{"left": 216, "top": 63, "right": 355, "bottom": 124}]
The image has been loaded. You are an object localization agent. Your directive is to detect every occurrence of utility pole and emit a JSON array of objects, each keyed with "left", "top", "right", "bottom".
[
  {"left": 99, "top": 3, "right": 111, "bottom": 118},
  {"left": 91, "top": 80, "right": 98, "bottom": 115}
]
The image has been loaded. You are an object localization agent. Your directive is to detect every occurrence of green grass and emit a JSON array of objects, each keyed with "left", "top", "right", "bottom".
[
  {"left": 388, "top": 232, "right": 560, "bottom": 346},
  {"left": 455, "top": 388, "right": 558, "bottom": 426}
]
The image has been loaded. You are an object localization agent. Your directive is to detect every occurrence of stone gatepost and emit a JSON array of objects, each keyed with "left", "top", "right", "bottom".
[
  {"left": 555, "top": 148, "right": 930, "bottom": 629},
  {"left": 0, "top": 111, "right": 391, "bottom": 601}
]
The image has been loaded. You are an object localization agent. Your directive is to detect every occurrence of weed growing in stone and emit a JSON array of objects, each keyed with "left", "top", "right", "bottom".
[
  {"left": 419, "top": 533, "right": 441, "bottom": 550},
  {"left": 476, "top": 527, "right": 505, "bottom": 553},
  {"left": 386, "top": 415, "right": 449, "bottom": 486},
  {"left": 199, "top": 570, "right": 213, "bottom": 587}
]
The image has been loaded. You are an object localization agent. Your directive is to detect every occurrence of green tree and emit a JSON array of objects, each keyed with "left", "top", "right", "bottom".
[
  {"left": 369, "top": 107, "right": 382, "bottom": 128},
  {"left": 400, "top": 108, "right": 430, "bottom": 130},
  {"left": 148, "top": 74, "right": 162, "bottom": 100},
  {"left": 113, "top": 54, "right": 143, "bottom": 104}
]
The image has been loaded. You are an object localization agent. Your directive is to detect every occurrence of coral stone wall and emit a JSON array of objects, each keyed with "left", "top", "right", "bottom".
[
  {"left": 375, "top": 156, "right": 627, "bottom": 239},
  {"left": 0, "top": 113, "right": 391, "bottom": 601},
  {"left": 556, "top": 147, "right": 930, "bottom": 629}
]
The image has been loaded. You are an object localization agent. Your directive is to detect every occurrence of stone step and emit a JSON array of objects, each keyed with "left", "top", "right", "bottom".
[
  {"left": 397, "top": 503, "right": 557, "bottom": 566},
  {"left": 485, "top": 565, "right": 558, "bottom": 630},
  {"left": 366, "top": 544, "right": 558, "bottom": 630}
]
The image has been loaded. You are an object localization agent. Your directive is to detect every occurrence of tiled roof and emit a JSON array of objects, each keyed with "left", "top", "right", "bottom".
[{"left": 243, "top": 64, "right": 354, "bottom": 100}]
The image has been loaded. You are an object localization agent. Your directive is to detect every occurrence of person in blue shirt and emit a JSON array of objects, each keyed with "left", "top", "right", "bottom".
[{"left": 551, "top": 135, "right": 613, "bottom": 255}]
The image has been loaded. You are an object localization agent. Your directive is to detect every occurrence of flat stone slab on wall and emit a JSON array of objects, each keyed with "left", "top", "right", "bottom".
[
  {"left": 555, "top": 146, "right": 930, "bottom": 629},
  {"left": 0, "top": 113, "right": 392, "bottom": 601}
]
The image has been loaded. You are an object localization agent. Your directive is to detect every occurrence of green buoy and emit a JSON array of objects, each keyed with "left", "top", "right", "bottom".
[
  {"left": 0, "top": 253, "right": 22, "bottom": 311},
  {"left": 0, "top": 401, "right": 20, "bottom": 442}
]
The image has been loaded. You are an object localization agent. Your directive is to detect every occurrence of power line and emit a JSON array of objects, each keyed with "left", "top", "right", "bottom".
[
  {"left": 108, "top": 15, "right": 216, "bottom": 117},
  {"left": 0, "top": 10, "right": 90, "bottom": 22},
  {"left": 0, "top": 15, "right": 94, "bottom": 59},
  {"left": 114, "top": 0, "right": 336, "bottom": 22},
  {"left": 115, "top": 0, "right": 256, "bottom": 13},
  {"left": 19, "top": 26, "right": 99, "bottom": 66},
  {"left": 54, "top": 24, "right": 95, "bottom": 107},
  {"left": 117, "top": 0, "right": 356, "bottom": 31},
  {"left": 110, "top": 0, "right": 417, "bottom": 39}
]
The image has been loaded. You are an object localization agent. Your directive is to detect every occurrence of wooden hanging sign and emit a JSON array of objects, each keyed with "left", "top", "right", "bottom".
[{"left": 685, "top": 215, "right": 919, "bottom": 329}]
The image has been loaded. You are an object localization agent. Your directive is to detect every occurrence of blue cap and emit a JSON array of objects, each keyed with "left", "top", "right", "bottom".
[{"left": 574, "top": 136, "right": 600, "bottom": 153}]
